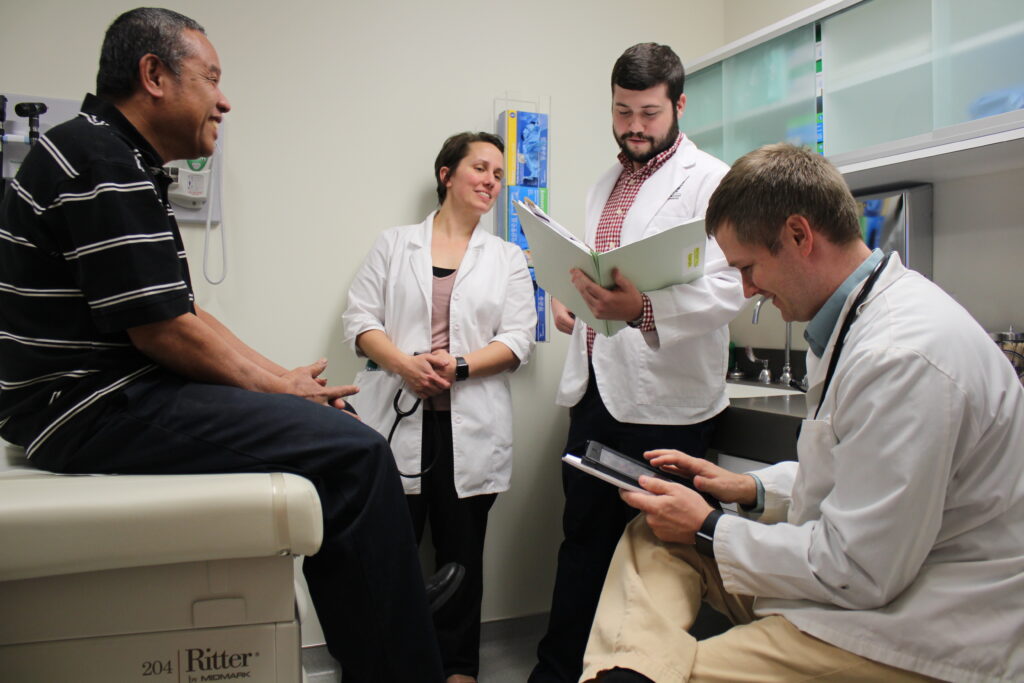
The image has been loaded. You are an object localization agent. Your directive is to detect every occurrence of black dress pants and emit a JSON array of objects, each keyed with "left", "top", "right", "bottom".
[
  {"left": 30, "top": 371, "right": 444, "bottom": 683},
  {"left": 406, "top": 410, "right": 496, "bottom": 679},
  {"left": 529, "top": 375, "right": 715, "bottom": 683}
]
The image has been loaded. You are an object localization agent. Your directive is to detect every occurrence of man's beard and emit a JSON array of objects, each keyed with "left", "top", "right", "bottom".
[{"left": 616, "top": 115, "right": 680, "bottom": 165}]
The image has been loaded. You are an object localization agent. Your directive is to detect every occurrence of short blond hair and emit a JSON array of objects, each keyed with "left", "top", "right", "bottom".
[{"left": 705, "top": 143, "right": 860, "bottom": 251}]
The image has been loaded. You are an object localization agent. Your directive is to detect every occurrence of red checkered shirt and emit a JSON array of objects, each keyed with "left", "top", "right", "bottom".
[{"left": 586, "top": 133, "right": 683, "bottom": 354}]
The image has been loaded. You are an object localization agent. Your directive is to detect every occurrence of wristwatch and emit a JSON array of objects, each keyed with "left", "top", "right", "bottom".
[
  {"left": 695, "top": 509, "right": 724, "bottom": 559},
  {"left": 454, "top": 356, "right": 469, "bottom": 382}
]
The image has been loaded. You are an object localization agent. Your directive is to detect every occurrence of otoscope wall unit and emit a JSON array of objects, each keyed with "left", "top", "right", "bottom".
[
  {"left": 0, "top": 92, "right": 222, "bottom": 225},
  {"left": 1, "top": 94, "right": 78, "bottom": 203}
]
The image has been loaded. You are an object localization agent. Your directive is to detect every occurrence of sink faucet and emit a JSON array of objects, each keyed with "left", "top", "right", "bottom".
[
  {"left": 751, "top": 296, "right": 766, "bottom": 325},
  {"left": 751, "top": 297, "right": 795, "bottom": 386},
  {"left": 750, "top": 298, "right": 771, "bottom": 383},
  {"left": 779, "top": 322, "right": 793, "bottom": 387}
]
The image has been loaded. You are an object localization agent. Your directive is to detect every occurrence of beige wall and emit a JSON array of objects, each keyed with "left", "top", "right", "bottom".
[
  {"left": 723, "top": 0, "right": 826, "bottom": 42},
  {"left": 0, "top": 0, "right": 726, "bottom": 623},
  {"left": 931, "top": 167, "right": 1024, "bottom": 332}
]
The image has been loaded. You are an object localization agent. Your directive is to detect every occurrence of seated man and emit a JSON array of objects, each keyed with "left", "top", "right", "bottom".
[
  {"left": 581, "top": 143, "right": 1024, "bottom": 682},
  {"left": 0, "top": 8, "right": 456, "bottom": 682}
]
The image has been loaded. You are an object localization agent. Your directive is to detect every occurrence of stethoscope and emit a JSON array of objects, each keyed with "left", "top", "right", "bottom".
[
  {"left": 387, "top": 386, "right": 440, "bottom": 479},
  {"left": 812, "top": 251, "right": 891, "bottom": 420}
]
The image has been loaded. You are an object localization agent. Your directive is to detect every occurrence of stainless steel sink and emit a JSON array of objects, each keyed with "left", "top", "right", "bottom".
[{"left": 726, "top": 382, "right": 801, "bottom": 399}]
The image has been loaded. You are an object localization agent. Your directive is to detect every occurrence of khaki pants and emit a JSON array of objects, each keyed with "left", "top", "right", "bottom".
[{"left": 581, "top": 517, "right": 938, "bottom": 682}]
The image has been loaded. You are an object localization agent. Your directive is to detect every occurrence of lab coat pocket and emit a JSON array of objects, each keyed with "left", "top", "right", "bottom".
[
  {"left": 637, "top": 358, "right": 702, "bottom": 407},
  {"left": 790, "top": 418, "right": 837, "bottom": 524}
]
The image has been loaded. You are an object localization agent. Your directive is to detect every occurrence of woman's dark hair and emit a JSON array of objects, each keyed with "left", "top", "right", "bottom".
[
  {"left": 96, "top": 7, "right": 205, "bottom": 100},
  {"left": 434, "top": 132, "right": 504, "bottom": 205},
  {"left": 611, "top": 42, "right": 685, "bottom": 103}
]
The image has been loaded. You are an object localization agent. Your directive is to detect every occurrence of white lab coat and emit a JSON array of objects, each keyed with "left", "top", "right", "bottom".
[
  {"left": 716, "top": 255, "right": 1024, "bottom": 682},
  {"left": 342, "top": 213, "right": 536, "bottom": 497},
  {"left": 556, "top": 136, "right": 745, "bottom": 424}
]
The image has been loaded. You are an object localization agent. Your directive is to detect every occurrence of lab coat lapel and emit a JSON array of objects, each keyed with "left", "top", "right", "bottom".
[
  {"left": 807, "top": 254, "right": 907, "bottom": 418},
  {"left": 620, "top": 142, "right": 694, "bottom": 245},
  {"left": 453, "top": 223, "right": 486, "bottom": 288},
  {"left": 585, "top": 165, "right": 623, "bottom": 244},
  {"left": 407, "top": 213, "right": 435, "bottom": 310}
]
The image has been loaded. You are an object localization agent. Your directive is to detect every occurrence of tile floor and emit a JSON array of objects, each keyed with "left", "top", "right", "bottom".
[
  {"left": 302, "top": 614, "right": 544, "bottom": 682},
  {"left": 303, "top": 606, "right": 732, "bottom": 681}
]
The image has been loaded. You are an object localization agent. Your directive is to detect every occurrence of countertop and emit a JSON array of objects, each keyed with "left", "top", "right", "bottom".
[{"left": 711, "top": 382, "right": 808, "bottom": 465}]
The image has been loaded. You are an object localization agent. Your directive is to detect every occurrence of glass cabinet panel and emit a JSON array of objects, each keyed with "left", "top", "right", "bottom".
[
  {"left": 685, "top": 0, "right": 1023, "bottom": 170},
  {"left": 821, "top": 0, "right": 933, "bottom": 157},
  {"left": 932, "top": 0, "right": 1024, "bottom": 130},
  {"left": 722, "top": 24, "right": 817, "bottom": 164},
  {"left": 684, "top": 62, "right": 724, "bottom": 162}
]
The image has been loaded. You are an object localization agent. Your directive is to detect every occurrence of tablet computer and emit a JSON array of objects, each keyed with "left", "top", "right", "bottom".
[{"left": 563, "top": 440, "right": 720, "bottom": 508}]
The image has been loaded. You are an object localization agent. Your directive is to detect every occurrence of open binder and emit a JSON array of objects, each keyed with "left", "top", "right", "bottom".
[{"left": 513, "top": 198, "right": 706, "bottom": 335}]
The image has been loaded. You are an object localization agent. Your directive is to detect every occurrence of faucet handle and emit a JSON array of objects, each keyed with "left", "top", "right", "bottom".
[
  {"left": 758, "top": 360, "right": 772, "bottom": 384},
  {"left": 778, "top": 363, "right": 793, "bottom": 386}
]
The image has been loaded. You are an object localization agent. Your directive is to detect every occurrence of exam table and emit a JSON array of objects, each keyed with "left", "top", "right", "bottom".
[{"left": 0, "top": 440, "right": 322, "bottom": 683}]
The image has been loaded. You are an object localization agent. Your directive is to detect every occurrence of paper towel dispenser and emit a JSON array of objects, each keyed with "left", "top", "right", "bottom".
[{"left": 854, "top": 184, "right": 933, "bottom": 279}]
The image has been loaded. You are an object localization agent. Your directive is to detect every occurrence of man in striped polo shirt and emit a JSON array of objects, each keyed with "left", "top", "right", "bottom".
[
  {"left": 531, "top": 43, "right": 745, "bottom": 682},
  {"left": 0, "top": 8, "right": 450, "bottom": 681}
]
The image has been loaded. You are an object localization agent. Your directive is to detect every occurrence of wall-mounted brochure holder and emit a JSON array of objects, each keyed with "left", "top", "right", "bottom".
[{"left": 495, "top": 93, "right": 551, "bottom": 342}]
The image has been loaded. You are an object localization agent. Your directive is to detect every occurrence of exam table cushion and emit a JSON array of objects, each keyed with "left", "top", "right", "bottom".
[{"left": 0, "top": 471, "right": 323, "bottom": 582}]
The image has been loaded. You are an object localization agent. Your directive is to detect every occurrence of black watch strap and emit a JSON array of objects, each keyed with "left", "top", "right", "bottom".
[
  {"left": 695, "top": 509, "right": 724, "bottom": 559},
  {"left": 455, "top": 356, "right": 469, "bottom": 382}
]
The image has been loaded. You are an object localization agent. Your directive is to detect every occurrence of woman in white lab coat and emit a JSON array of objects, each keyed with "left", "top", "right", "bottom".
[{"left": 342, "top": 132, "right": 536, "bottom": 683}]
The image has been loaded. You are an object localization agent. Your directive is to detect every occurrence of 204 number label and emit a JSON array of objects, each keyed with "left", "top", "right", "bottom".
[{"left": 142, "top": 659, "right": 173, "bottom": 676}]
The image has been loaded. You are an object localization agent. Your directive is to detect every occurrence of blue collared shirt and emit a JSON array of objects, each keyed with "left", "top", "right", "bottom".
[{"left": 804, "top": 249, "right": 884, "bottom": 358}]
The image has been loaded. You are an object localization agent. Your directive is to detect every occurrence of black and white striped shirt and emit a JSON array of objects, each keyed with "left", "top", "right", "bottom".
[{"left": 0, "top": 94, "right": 194, "bottom": 460}]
